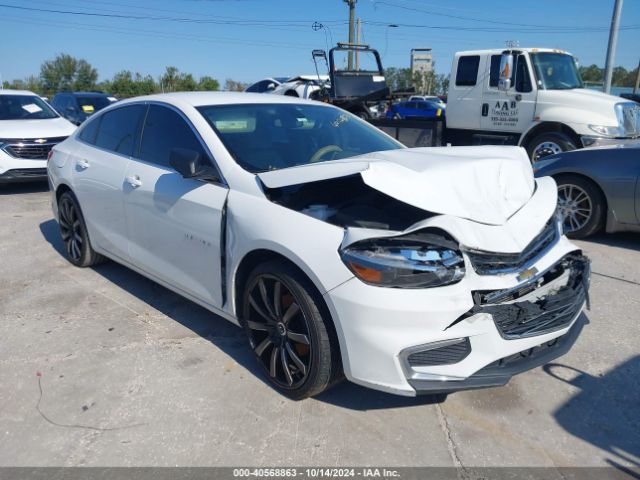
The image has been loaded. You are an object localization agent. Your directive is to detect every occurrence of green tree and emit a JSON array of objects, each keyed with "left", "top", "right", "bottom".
[
  {"left": 198, "top": 76, "right": 220, "bottom": 91},
  {"left": 40, "top": 54, "right": 97, "bottom": 93}
]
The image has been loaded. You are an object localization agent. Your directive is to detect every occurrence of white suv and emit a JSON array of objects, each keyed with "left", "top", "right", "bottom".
[
  {"left": 0, "top": 90, "right": 76, "bottom": 183},
  {"left": 48, "top": 92, "right": 590, "bottom": 399}
]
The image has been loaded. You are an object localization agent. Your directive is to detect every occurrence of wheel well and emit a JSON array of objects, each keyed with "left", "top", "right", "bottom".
[
  {"left": 520, "top": 122, "right": 581, "bottom": 149},
  {"left": 55, "top": 183, "right": 72, "bottom": 202},
  {"left": 284, "top": 90, "right": 299, "bottom": 97},
  {"left": 553, "top": 172, "right": 608, "bottom": 212},
  {"left": 233, "top": 249, "right": 342, "bottom": 357},
  {"left": 234, "top": 250, "right": 313, "bottom": 317}
]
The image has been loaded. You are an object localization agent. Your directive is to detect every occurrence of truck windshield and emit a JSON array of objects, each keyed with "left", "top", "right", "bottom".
[
  {"left": 0, "top": 95, "right": 59, "bottom": 120},
  {"left": 531, "top": 53, "right": 583, "bottom": 90}
]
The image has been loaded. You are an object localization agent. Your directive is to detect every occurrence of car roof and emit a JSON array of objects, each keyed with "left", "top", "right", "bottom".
[
  {"left": 55, "top": 91, "right": 109, "bottom": 97},
  {"left": 116, "top": 91, "right": 328, "bottom": 108},
  {"left": 0, "top": 89, "right": 39, "bottom": 96}
]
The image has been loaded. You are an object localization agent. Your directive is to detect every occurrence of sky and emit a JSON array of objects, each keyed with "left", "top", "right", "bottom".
[{"left": 0, "top": 0, "right": 639, "bottom": 84}]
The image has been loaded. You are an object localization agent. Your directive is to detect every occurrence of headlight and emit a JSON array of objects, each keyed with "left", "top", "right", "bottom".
[
  {"left": 588, "top": 124, "right": 622, "bottom": 137},
  {"left": 340, "top": 231, "right": 465, "bottom": 288}
]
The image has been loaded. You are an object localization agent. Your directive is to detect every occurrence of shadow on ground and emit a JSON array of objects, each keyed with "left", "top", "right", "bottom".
[
  {"left": 545, "top": 357, "right": 640, "bottom": 474},
  {"left": 580, "top": 231, "right": 640, "bottom": 252},
  {"left": 0, "top": 181, "right": 49, "bottom": 195},
  {"left": 39, "top": 219, "right": 443, "bottom": 410}
]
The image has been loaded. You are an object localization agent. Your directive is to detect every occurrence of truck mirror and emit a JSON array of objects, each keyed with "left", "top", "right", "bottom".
[{"left": 498, "top": 54, "right": 513, "bottom": 91}]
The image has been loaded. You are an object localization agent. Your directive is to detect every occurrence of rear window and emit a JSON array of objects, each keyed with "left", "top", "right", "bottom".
[
  {"left": 76, "top": 96, "right": 111, "bottom": 114},
  {"left": 455, "top": 56, "right": 480, "bottom": 87}
]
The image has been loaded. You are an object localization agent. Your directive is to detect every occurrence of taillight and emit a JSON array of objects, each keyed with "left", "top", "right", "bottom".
[{"left": 47, "top": 150, "right": 53, "bottom": 162}]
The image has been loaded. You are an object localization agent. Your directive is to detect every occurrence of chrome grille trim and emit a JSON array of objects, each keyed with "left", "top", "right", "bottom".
[
  {"left": 1, "top": 136, "right": 67, "bottom": 160},
  {"left": 465, "top": 218, "right": 559, "bottom": 275}
]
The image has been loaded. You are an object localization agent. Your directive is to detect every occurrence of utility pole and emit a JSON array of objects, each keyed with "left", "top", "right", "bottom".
[
  {"left": 604, "top": 0, "right": 624, "bottom": 94},
  {"left": 634, "top": 58, "right": 640, "bottom": 94},
  {"left": 344, "top": 0, "right": 357, "bottom": 69},
  {"left": 355, "top": 18, "right": 361, "bottom": 70}
]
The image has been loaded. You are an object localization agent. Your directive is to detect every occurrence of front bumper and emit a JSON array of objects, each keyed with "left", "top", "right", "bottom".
[
  {"left": 325, "top": 236, "right": 588, "bottom": 396},
  {"left": 409, "top": 314, "right": 585, "bottom": 395},
  {"left": 0, "top": 151, "right": 48, "bottom": 184},
  {"left": 581, "top": 135, "right": 640, "bottom": 148}
]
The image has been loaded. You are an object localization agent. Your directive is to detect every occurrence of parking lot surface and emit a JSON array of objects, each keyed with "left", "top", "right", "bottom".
[{"left": 0, "top": 183, "right": 638, "bottom": 469}]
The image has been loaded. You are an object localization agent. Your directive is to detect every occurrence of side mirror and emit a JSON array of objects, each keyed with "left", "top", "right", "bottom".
[
  {"left": 169, "top": 148, "right": 220, "bottom": 182},
  {"left": 498, "top": 54, "right": 513, "bottom": 91},
  {"left": 266, "top": 83, "right": 276, "bottom": 91}
]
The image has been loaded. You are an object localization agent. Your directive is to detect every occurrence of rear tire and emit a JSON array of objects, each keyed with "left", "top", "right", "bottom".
[
  {"left": 57, "top": 191, "right": 104, "bottom": 267},
  {"left": 241, "top": 260, "right": 341, "bottom": 399},
  {"left": 555, "top": 174, "right": 606, "bottom": 239},
  {"left": 527, "top": 132, "right": 577, "bottom": 162}
]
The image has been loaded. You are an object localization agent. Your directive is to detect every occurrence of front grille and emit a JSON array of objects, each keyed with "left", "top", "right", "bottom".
[
  {"left": 407, "top": 338, "right": 471, "bottom": 367},
  {"left": 2, "top": 136, "right": 67, "bottom": 160},
  {"left": 466, "top": 219, "right": 558, "bottom": 275},
  {"left": 621, "top": 104, "right": 640, "bottom": 137},
  {"left": 5, "top": 168, "right": 48, "bottom": 178},
  {"left": 465, "top": 254, "right": 590, "bottom": 340}
]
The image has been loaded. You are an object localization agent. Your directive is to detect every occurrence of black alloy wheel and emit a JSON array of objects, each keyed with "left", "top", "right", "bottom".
[
  {"left": 242, "top": 261, "right": 340, "bottom": 399},
  {"left": 57, "top": 191, "right": 104, "bottom": 267}
]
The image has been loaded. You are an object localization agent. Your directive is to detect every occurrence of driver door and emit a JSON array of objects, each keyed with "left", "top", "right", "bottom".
[{"left": 123, "top": 104, "right": 228, "bottom": 308}]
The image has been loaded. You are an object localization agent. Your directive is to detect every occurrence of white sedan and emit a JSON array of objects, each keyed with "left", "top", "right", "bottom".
[{"left": 48, "top": 92, "right": 590, "bottom": 399}]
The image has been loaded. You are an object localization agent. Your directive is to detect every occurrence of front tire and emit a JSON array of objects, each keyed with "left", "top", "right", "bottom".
[
  {"left": 555, "top": 175, "right": 606, "bottom": 239},
  {"left": 57, "top": 191, "right": 104, "bottom": 267},
  {"left": 241, "top": 260, "right": 340, "bottom": 399},
  {"left": 527, "top": 132, "right": 577, "bottom": 162}
]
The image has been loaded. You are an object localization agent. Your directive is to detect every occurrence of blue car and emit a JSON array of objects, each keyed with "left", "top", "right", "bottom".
[{"left": 385, "top": 99, "right": 444, "bottom": 120}]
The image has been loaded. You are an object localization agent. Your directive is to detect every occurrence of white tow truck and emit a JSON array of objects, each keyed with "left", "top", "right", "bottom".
[{"left": 444, "top": 48, "right": 640, "bottom": 160}]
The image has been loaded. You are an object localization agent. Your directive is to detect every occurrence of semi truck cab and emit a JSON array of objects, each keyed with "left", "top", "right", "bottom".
[{"left": 445, "top": 48, "right": 640, "bottom": 160}]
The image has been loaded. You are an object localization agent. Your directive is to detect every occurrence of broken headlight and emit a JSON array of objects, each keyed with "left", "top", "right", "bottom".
[{"left": 340, "top": 231, "right": 465, "bottom": 288}]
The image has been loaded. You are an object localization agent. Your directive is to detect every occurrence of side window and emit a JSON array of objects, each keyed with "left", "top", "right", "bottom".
[
  {"left": 139, "top": 105, "right": 207, "bottom": 169},
  {"left": 94, "top": 105, "right": 145, "bottom": 156},
  {"left": 455, "top": 55, "right": 480, "bottom": 87},
  {"left": 78, "top": 116, "right": 101, "bottom": 144},
  {"left": 515, "top": 55, "right": 532, "bottom": 93},
  {"left": 489, "top": 54, "right": 532, "bottom": 92}
]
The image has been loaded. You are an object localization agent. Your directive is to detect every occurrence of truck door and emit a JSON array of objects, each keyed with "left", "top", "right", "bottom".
[
  {"left": 445, "top": 54, "right": 485, "bottom": 130},
  {"left": 481, "top": 53, "right": 537, "bottom": 134}
]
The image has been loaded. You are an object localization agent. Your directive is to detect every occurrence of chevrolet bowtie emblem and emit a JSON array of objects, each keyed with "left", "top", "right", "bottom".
[
  {"left": 34, "top": 138, "right": 47, "bottom": 144},
  {"left": 517, "top": 267, "right": 539, "bottom": 282}
]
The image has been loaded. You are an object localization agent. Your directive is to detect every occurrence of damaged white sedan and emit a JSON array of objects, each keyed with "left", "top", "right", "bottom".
[{"left": 48, "top": 93, "right": 590, "bottom": 399}]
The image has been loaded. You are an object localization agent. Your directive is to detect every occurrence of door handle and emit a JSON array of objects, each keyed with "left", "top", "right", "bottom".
[
  {"left": 76, "top": 159, "right": 90, "bottom": 170},
  {"left": 481, "top": 103, "right": 489, "bottom": 117},
  {"left": 125, "top": 175, "right": 142, "bottom": 188}
]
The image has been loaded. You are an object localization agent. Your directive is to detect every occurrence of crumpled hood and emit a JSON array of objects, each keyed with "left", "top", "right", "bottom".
[
  {"left": 258, "top": 146, "right": 535, "bottom": 226},
  {"left": 0, "top": 117, "right": 76, "bottom": 139}
]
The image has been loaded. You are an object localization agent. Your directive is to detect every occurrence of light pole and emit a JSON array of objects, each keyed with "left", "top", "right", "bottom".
[{"left": 382, "top": 24, "right": 399, "bottom": 59}]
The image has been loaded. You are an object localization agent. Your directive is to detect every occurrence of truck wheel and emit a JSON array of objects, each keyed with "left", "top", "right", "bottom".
[
  {"left": 527, "top": 132, "right": 577, "bottom": 162},
  {"left": 555, "top": 174, "right": 606, "bottom": 239}
]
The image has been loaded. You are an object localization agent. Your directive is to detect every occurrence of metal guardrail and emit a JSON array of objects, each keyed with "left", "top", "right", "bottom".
[{"left": 368, "top": 117, "right": 444, "bottom": 148}]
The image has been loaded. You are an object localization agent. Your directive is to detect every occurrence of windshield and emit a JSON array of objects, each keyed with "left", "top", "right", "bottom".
[
  {"left": 76, "top": 96, "right": 111, "bottom": 114},
  {"left": 531, "top": 53, "right": 583, "bottom": 90},
  {"left": 0, "top": 95, "right": 59, "bottom": 120},
  {"left": 197, "top": 103, "right": 402, "bottom": 173}
]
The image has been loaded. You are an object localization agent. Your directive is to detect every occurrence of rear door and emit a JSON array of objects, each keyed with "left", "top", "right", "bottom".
[
  {"left": 72, "top": 104, "right": 145, "bottom": 261},
  {"left": 123, "top": 103, "right": 228, "bottom": 308},
  {"left": 445, "top": 54, "right": 483, "bottom": 130}
]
